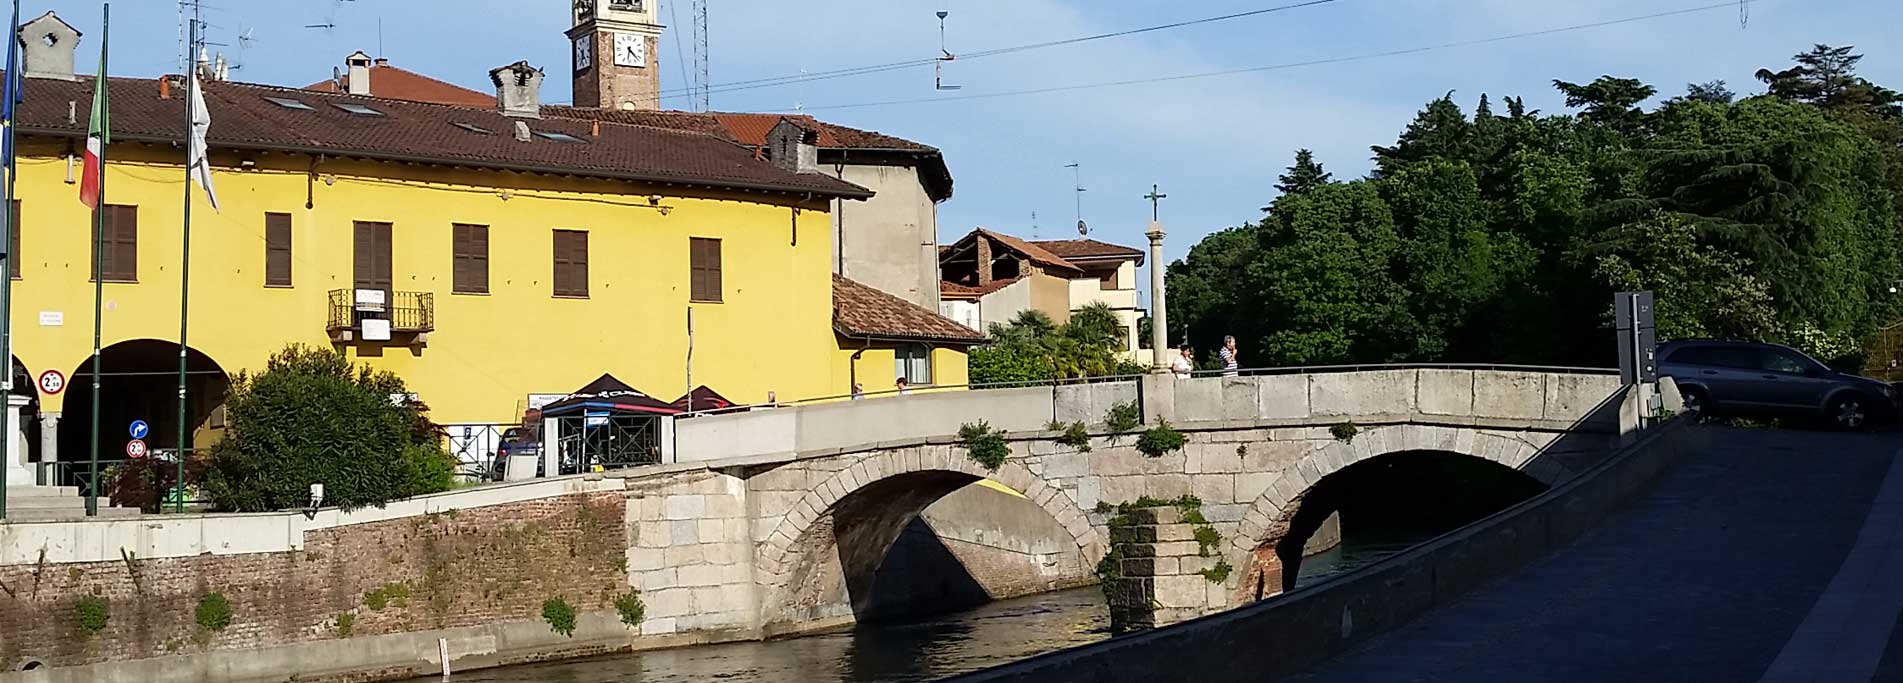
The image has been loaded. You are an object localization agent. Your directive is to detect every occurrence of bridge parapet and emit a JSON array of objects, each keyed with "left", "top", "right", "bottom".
[{"left": 672, "top": 368, "right": 1622, "bottom": 464}]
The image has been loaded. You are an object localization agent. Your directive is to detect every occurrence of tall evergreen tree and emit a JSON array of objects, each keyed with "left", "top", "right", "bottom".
[
  {"left": 1274, "top": 149, "right": 1334, "bottom": 196},
  {"left": 1552, "top": 76, "right": 1656, "bottom": 130}
]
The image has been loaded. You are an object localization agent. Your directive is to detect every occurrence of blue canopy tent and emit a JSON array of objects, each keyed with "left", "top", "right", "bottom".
[{"left": 540, "top": 374, "right": 677, "bottom": 473}]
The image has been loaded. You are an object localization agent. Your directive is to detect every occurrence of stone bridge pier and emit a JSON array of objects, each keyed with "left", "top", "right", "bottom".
[{"left": 615, "top": 368, "right": 1630, "bottom": 639}]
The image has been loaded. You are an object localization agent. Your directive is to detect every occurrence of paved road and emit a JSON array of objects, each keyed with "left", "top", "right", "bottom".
[{"left": 1290, "top": 426, "right": 1903, "bottom": 683}]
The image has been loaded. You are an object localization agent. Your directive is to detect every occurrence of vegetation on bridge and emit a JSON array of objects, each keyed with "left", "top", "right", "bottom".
[
  {"left": 1169, "top": 45, "right": 1903, "bottom": 372},
  {"left": 970, "top": 303, "right": 1148, "bottom": 384}
]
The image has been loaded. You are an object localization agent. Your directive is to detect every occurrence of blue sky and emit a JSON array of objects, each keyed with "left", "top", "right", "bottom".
[{"left": 27, "top": 0, "right": 1903, "bottom": 280}]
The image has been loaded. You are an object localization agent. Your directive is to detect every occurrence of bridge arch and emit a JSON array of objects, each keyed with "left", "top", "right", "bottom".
[
  {"left": 756, "top": 447, "right": 1105, "bottom": 632},
  {"left": 1227, "top": 424, "right": 1565, "bottom": 599}
]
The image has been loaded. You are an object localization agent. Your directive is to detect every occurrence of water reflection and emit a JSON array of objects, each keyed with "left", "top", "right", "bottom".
[
  {"left": 411, "top": 588, "right": 1107, "bottom": 683},
  {"left": 1293, "top": 531, "right": 1440, "bottom": 589}
]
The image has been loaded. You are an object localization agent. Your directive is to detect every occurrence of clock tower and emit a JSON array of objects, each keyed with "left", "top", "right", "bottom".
[{"left": 568, "top": 0, "right": 664, "bottom": 110}]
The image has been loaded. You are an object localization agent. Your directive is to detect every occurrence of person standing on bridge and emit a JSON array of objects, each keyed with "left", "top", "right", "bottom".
[
  {"left": 1172, "top": 345, "right": 1195, "bottom": 379},
  {"left": 1220, "top": 336, "right": 1240, "bottom": 377}
]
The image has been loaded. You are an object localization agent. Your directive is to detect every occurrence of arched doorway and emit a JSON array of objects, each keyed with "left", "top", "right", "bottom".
[
  {"left": 54, "top": 340, "right": 228, "bottom": 508},
  {"left": 1242, "top": 450, "right": 1548, "bottom": 598}
]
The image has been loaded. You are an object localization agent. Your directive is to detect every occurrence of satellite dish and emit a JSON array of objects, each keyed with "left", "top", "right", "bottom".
[{"left": 1077, "top": 219, "right": 1088, "bottom": 236}]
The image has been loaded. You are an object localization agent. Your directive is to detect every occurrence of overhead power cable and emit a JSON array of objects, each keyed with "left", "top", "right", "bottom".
[
  {"left": 794, "top": 1, "right": 1758, "bottom": 112},
  {"left": 644, "top": 0, "right": 1341, "bottom": 103}
]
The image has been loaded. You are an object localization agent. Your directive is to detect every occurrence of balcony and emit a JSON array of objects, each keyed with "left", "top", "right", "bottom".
[{"left": 328, "top": 289, "right": 434, "bottom": 343}]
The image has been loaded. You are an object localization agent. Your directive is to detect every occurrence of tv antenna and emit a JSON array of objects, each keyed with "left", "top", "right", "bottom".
[
  {"left": 229, "top": 26, "right": 256, "bottom": 72},
  {"left": 1738, "top": 0, "right": 1750, "bottom": 28},
  {"left": 934, "top": 11, "right": 961, "bottom": 91},
  {"left": 306, "top": 0, "right": 357, "bottom": 31},
  {"left": 1065, "top": 162, "right": 1088, "bottom": 235}
]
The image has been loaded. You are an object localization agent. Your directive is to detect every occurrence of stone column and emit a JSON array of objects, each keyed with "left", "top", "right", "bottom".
[
  {"left": 4, "top": 394, "right": 35, "bottom": 487},
  {"left": 38, "top": 412, "right": 59, "bottom": 485},
  {"left": 1146, "top": 221, "right": 1168, "bottom": 372}
]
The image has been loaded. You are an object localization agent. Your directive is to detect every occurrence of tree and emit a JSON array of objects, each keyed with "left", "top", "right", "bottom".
[
  {"left": 1274, "top": 149, "right": 1334, "bottom": 197},
  {"left": 1372, "top": 95, "right": 1473, "bottom": 177},
  {"left": 203, "top": 345, "right": 455, "bottom": 512},
  {"left": 1552, "top": 76, "right": 1656, "bottom": 131},
  {"left": 1253, "top": 181, "right": 1414, "bottom": 364},
  {"left": 1593, "top": 212, "right": 1777, "bottom": 341},
  {"left": 1166, "top": 225, "right": 1262, "bottom": 354},
  {"left": 1680, "top": 80, "right": 1735, "bottom": 105},
  {"left": 967, "top": 306, "right": 1141, "bottom": 384}
]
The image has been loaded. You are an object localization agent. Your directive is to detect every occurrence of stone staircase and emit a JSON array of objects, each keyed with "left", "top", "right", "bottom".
[{"left": 2, "top": 486, "right": 141, "bottom": 521}]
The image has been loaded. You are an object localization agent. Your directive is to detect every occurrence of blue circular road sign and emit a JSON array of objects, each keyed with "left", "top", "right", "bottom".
[{"left": 129, "top": 420, "right": 150, "bottom": 440}]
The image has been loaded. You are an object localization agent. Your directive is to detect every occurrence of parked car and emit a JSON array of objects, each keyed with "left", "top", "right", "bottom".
[
  {"left": 488, "top": 425, "right": 544, "bottom": 481},
  {"left": 1657, "top": 340, "right": 1897, "bottom": 429}
]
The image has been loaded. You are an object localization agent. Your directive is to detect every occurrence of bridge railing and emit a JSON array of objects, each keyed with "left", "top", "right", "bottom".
[{"left": 669, "top": 365, "right": 1623, "bottom": 464}]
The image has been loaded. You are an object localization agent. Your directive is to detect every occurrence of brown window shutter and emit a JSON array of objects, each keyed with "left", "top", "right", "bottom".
[
  {"left": 264, "top": 213, "right": 292, "bottom": 287},
  {"left": 552, "top": 229, "right": 587, "bottom": 297},
  {"left": 453, "top": 223, "right": 489, "bottom": 294},
  {"left": 99, "top": 205, "right": 137, "bottom": 282},
  {"left": 8, "top": 200, "right": 18, "bottom": 280},
  {"left": 690, "top": 237, "right": 722, "bottom": 302},
  {"left": 353, "top": 221, "right": 372, "bottom": 288},
  {"left": 353, "top": 221, "right": 393, "bottom": 290}
]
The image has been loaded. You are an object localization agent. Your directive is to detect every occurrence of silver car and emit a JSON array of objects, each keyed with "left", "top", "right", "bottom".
[{"left": 1657, "top": 340, "right": 1896, "bottom": 429}]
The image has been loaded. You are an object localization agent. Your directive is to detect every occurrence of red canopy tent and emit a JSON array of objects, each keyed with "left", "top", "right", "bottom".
[{"left": 670, "top": 385, "right": 737, "bottom": 413}]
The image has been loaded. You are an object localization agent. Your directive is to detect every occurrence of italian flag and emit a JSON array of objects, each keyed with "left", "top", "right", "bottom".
[{"left": 78, "top": 54, "right": 107, "bottom": 209}]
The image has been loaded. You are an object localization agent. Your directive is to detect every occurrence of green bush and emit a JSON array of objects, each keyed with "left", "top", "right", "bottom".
[
  {"left": 614, "top": 591, "right": 646, "bottom": 628},
  {"left": 1330, "top": 422, "right": 1360, "bottom": 444},
  {"left": 204, "top": 345, "right": 453, "bottom": 512},
  {"left": 1051, "top": 421, "right": 1092, "bottom": 452},
  {"left": 542, "top": 597, "right": 578, "bottom": 637},
  {"left": 74, "top": 595, "right": 110, "bottom": 635},
  {"left": 1105, "top": 401, "right": 1141, "bottom": 435},
  {"left": 335, "top": 612, "right": 355, "bottom": 638},
  {"left": 1135, "top": 420, "right": 1187, "bottom": 457},
  {"left": 195, "top": 592, "right": 233, "bottom": 633},
  {"left": 1198, "top": 559, "right": 1234, "bottom": 584},
  {"left": 957, "top": 421, "right": 1011, "bottom": 471}
]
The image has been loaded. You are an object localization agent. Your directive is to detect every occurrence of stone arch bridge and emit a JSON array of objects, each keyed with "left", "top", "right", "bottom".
[{"left": 614, "top": 367, "right": 1630, "bottom": 638}]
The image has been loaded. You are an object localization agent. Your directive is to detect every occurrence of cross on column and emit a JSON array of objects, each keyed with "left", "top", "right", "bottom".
[{"left": 1144, "top": 184, "right": 1168, "bottom": 222}]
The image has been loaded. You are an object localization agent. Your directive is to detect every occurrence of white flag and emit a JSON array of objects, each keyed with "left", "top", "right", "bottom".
[{"left": 187, "top": 75, "right": 220, "bottom": 212}]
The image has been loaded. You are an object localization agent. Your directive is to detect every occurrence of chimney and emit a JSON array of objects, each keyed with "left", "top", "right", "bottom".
[
  {"left": 513, "top": 120, "right": 532, "bottom": 143},
  {"left": 765, "top": 119, "right": 820, "bottom": 174},
  {"left": 20, "top": 11, "right": 82, "bottom": 81},
  {"left": 344, "top": 51, "right": 373, "bottom": 96},
  {"left": 373, "top": 57, "right": 389, "bottom": 68},
  {"left": 488, "top": 61, "right": 544, "bottom": 119}
]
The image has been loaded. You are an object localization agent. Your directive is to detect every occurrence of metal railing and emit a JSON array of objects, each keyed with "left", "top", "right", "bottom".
[
  {"left": 673, "top": 363, "right": 1620, "bottom": 418},
  {"left": 326, "top": 289, "right": 435, "bottom": 333}
]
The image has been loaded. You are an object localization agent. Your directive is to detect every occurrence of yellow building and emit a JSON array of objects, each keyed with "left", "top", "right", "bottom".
[{"left": 5, "top": 53, "right": 976, "bottom": 467}]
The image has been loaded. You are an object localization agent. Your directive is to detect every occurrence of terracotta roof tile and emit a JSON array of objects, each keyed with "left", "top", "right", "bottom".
[
  {"left": 1030, "top": 238, "right": 1145, "bottom": 265},
  {"left": 968, "top": 229, "right": 1084, "bottom": 275},
  {"left": 940, "top": 277, "right": 1021, "bottom": 299},
  {"left": 304, "top": 64, "right": 494, "bottom": 108},
  {"left": 835, "top": 275, "right": 984, "bottom": 344},
  {"left": 13, "top": 74, "right": 870, "bottom": 199}
]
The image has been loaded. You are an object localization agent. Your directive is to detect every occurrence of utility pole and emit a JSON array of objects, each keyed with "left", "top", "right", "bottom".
[{"left": 1065, "top": 162, "right": 1087, "bottom": 235}]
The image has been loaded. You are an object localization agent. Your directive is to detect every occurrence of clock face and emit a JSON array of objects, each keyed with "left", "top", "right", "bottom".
[
  {"left": 613, "top": 32, "right": 646, "bottom": 68},
  {"left": 574, "top": 35, "right": 593, "bottom": 72}
]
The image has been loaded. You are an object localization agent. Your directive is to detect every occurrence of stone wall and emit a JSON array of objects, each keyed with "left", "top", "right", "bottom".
[
  {"left": 0, "top": 491, "right": 627, "bottom": 673},
  {"left": 620, "top": 469, "right": 754, "bottom": 639}
]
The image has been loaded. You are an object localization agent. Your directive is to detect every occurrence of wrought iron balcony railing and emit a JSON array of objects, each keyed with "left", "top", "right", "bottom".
[{"left": 327, "top": 289, "right": 435, "bottom": 337}]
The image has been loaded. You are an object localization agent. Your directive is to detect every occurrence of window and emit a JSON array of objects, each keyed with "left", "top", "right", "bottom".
[
  {"left": 690, "top": 237, "right": 722, "bottom": 302},
  {"left": 353, "top": 221, "right": 393, "bottom": 291},
  {"left": 534, "top": 131, "right": 586, "bottom": 143},
  {"left": 452, "top": 122, "right": 494, "bottom": 135},
  {"left": 552, "top": 229, "right": 588, "bottom": 297},
  {"left": 896, "top": 344, "right": 933, "bottom": 385},
  {"left": 264, "top": 213, "right": 292, "bottom": 286},
  {"left": 92, "top": 204, "right": 137, "bottom": 282},
  {"left": 333, "top": 103, "right": 385, "bottom": 116},
  {"left": 452, "top": 223, "right": 489, "bottom": 294},
  {"left": 8, "top": 200, "right": 18, "bottom": 280},
  {"left": 263, "top": 96, "right": 313, "bottom": 110},
  {"left": 1759, "top": 349, "right": 1815, "bottom": 375}
]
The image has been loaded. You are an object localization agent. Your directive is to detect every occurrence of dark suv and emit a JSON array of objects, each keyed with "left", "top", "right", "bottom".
[{"left": 1657, "top": 340, "right": 1896, "bottom": 429}]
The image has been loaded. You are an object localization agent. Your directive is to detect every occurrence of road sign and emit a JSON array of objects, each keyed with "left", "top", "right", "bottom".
[
  {"left": 37, "top": 370, "right": 64, "bottom": 395},
  {"left": 126, "top": 439, "right": 147, "bottom": 459},
  {"left": 129, "top": 420, "right": 150, "bottom": 440}
]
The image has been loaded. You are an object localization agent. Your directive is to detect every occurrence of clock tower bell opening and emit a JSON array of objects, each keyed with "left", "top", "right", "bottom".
[{"left": 569, "top": 0, "right": 664, "bottom": 111}]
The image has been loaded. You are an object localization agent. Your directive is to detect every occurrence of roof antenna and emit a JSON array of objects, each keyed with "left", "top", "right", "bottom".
[{"left": 934, "top": 11, "right": 961, "bottom": 91}]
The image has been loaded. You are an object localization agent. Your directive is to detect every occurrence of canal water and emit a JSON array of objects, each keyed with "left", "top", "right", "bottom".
[{"left": 417, "top": 534, "right": 1430, "bottom": 683}]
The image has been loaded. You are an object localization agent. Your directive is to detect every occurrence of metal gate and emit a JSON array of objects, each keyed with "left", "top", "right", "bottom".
[{"left": 553, "top": 414, "right": 661, "bottom": 475}]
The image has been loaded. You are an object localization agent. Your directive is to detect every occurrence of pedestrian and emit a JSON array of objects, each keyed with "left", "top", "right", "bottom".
[
  {"left": 1171, "top": 344, "right": 1195, "bottom": 379},
  {"left": 1220, "top": 335, "right": 1240, "bottom": 377},
  {"left": 851, "top": 382, "right": 865, "bottom": 400},
  {"left": 896, "top": 377, "right": 911, "bottom": 395}
]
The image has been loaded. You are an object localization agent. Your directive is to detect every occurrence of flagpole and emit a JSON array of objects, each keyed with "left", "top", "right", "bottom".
[
  {"left": 85, "top": 3, "right": 108, "bottom": 517},
  {"left": 173, "top": 17, "right": 196, "bottom": 514},
  {"left": 0, "top": 0, "right": 20, "bottom": 520}
]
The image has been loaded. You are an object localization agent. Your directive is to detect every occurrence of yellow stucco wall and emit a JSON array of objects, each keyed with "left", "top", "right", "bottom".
[
  {"left": 830, "top": 341, "right": 970, "bottom": 396},
  {"left": 10, "top": 143, "right": 839, "bottom": 432}
]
